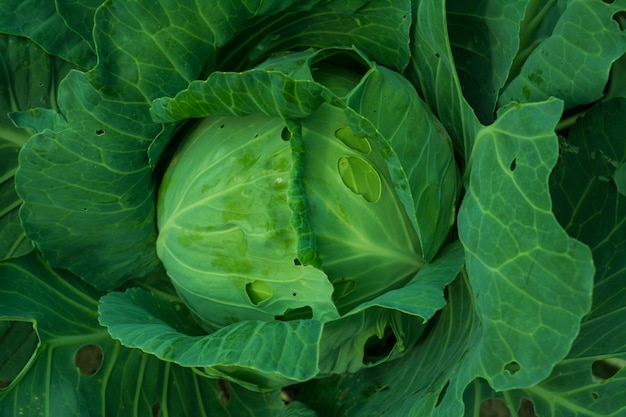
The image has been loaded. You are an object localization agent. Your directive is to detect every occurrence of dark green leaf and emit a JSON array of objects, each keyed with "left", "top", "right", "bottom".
[
  {"left": 446, "top": 0, "right": 529, "bottom": 124},
  {"left": 500, "top": 0, "right": 626, "bottom": 109},
  {"left": 453, "top": 98, "right": 594, "bottom": 405},
  {"left": 298, "top": 272, "right": 476, "bottom": 417},
  {"left": 0, "top": 0, "right": 98, "bottom": 69},
  {"left": 459, "top": 98, "right": 626, "bottom": 417},
  {"left": 15, "top": 0, "right": 301, "bottom": 289},
  {"left": 408, "top": 0, "right": 482, "bottom": 161},
  {"left": 0, "top": 252, "right": 300, "bottom": 416},
  {"left": 219, "top": 0, "right": 412, "bottom": 72},
  {"left": 0, "top": 35, "right": 74, "bottom": 260},
  {"left": 151, "top": 69, "right": 329, "bottom": 123},
  {"left": 0, "top": 320, "right": 39, "bottom": 389},
  {"left": 550, "top": 98, "right": 626, "bottom": 328},
  {"left": 99, "top": 288, "right": 325, "bottom": 391},
  {"left": 56, "top": 0, "right": 103, "bottom": 51}
]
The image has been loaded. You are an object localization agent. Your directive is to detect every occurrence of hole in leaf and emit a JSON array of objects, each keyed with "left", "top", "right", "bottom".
[
  {"left": 518, "top": 398, "right": 536, "bottom": 417},
  {"left": 603, "top": 0, "right": 615, "bottom": 4},
  {"left": 281, "top": 126, "right": 292, "bottom": 141},
  {"left": 479, "top": 399, "right": 510, "bottom": 417},
  {"left": 613, "top": 11, "right": 626, "bottom": 31},
  {"left": 293, "top": 258, "right": 302, "bottom": 266},
  {"left": 331, "top": 278, "right": 357, "bottom": 302},
  {"left": 363, "top": 326, "right": 397, "bottom": 365},
  {"left": 275, "top": 306, "right": 313, "bottom": 321},
  {"left": 360, "top": 382, "right": 389, "bottom": 399},
  {"left": 592, "top": 392, "right": 599, "bottom": 400},
  {"left": 504, "top": 361, "right": 521, "bottom": 375},
  {"left": 0, "top": 320, "right": 40, "bottom": 389},
  {"left": 245, "top": 281, "right": 273, "bottom": 305},
  {"left": 281, "top": 384, "right": 303, "bottom": 404},
  {"left": 509, "top": 158, "right": 517, "bottom": 171},
  {"left": 95, "top": 129, "right": 105, "bottom": 136},
  {"left": 434, "top": 380, "right": 450, "bottom": 407},
  {"left": 591, "top": 358, "right": 626, "bottom": 381},
  {"left": 151, "top": 403, "right": 161, "bottom": 417},
  {"left": 75, "top": 344, "right": 103, "bottom": 376},
  {"left": 217, "top": 379, "right": 231, "bottom": 406}
]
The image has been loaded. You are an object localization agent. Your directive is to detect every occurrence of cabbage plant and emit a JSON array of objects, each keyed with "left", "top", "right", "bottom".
[{"left": 1, "top": 0, "right": 625, "bottom": 416}]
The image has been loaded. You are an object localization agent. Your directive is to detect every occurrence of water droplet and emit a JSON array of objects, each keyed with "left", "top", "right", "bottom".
[
  {"left": 337, "top": 156, "right": 381, "bottom": 202},
  {"left": 334, "top": 127, "right": 371, "bottom": 154}
]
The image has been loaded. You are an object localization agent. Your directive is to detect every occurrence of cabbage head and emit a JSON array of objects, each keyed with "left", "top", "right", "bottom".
[{"left": 154, "top": 48, "right": 461, "bottom": 388}]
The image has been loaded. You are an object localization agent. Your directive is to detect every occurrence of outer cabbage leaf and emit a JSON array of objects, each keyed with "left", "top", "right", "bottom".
[
  {"left": 0, "top": 35, "right": 74, "bottom": 261},
  {"left": 0, "top": 0, "right": 99, "bottom": 69},
  {"left": 499, "top": 0, "right": 626, "bottom": 109},
  {"left": 446, "top": 0, "right": 529, "bottom": 124},
  {"left": 0, "top": 253, "right": 306, "bottom": 416},
  {"left": 151, "top": 69, "right": 330, "bottom": 123},
  {"left": 99, "top": 243, "right": 464, "bottom": 392},
  {"left": 452, "top": 98, "right": 626, "bottom": 417},
  {"left": 99, "top": 287, "right": 325, "bottom": 392},
  {"left": 408, "top": 0, "right": 482, "bottom": 160},
  {"left": 295, "top": 100, "right": 599, "bottom": 417},
  {"left": 317, "top": 242, "right": 464, "bottom": 376},
  {"left": 218, "top": 0, "right": 412, "bottom": 72},
  {"left": 14, "top": 0, "right": 301, "bottom": 290},
  {"left": 296, "top": 269, "right": 475, "bottom": 417},
  {"left": 551, "top": 99, "right": 626, "bottom": 329},
  {"left": 444, "top": 98, "right": 594, "bottom": 414}
]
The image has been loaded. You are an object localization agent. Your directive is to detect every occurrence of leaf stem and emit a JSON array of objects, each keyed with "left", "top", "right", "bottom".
[{"left": 556, "top": 111, "right": 586, "bottom": 132}]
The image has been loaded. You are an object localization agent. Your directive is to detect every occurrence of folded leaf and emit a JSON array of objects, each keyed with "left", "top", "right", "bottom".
[
  {"left": 408, "top": 0, "right": 482, "bottom": 160},
  {"left": 446, "top": 0, "right": 529, "bottom": 124},
  {"left": 99, "top": 288, "right": 325, "bottom": 391}
]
